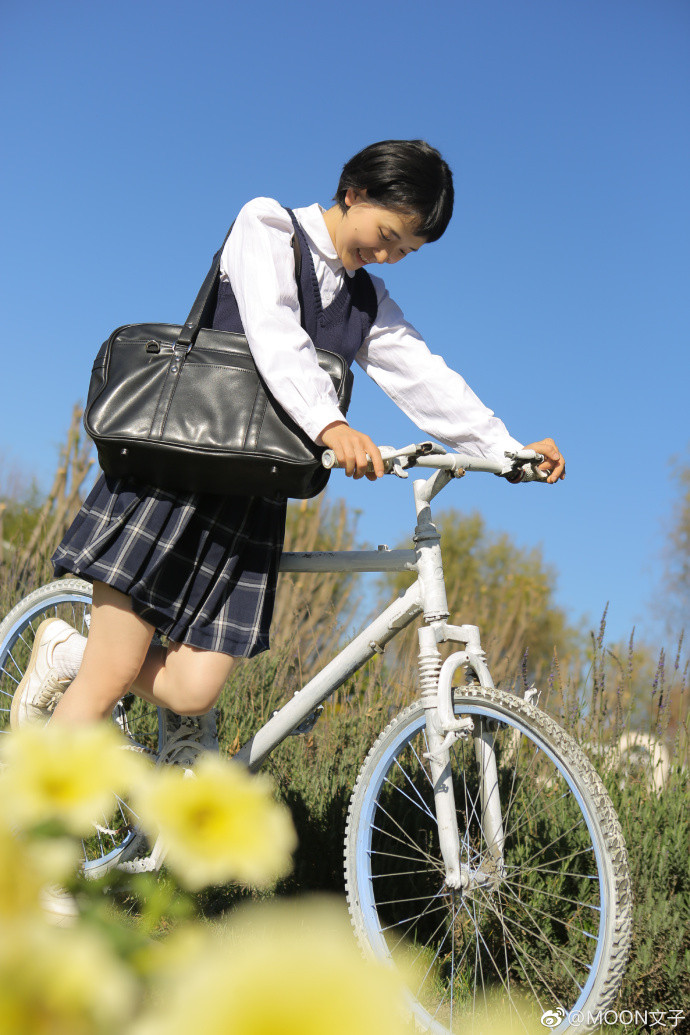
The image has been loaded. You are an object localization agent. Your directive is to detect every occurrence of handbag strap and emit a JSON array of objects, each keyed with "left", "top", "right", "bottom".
[{"left": 175, "top": 208, "right": 302, "bottom": 351}]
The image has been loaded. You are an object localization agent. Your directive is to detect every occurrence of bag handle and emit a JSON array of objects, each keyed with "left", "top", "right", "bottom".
[{"left": 175, "top": 209, "right": 302, "bottom": 351}]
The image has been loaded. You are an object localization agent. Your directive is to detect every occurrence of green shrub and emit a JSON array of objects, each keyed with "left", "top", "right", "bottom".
[{"left": 606, "top": 765, "right": 690, "bottom": 1022}]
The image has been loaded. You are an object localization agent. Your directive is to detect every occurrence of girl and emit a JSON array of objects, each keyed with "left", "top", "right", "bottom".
[{"left": 12, "top": 140, "right": 565, "bottom": 756}]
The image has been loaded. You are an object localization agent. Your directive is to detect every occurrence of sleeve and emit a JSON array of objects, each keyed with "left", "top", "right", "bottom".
[
  {"left": 356, "top": 276, "right": 524, "bottom": 463},
  {"left": 221, "top": 197, "right": 348, "bottom": 443}
]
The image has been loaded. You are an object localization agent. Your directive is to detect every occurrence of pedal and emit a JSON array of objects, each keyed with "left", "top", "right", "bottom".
[
  {"left": 111, "top": 700, "right": 130, "bottom": 736},
  {"left": 117, "top": 853, "right": 161, "bottom": 874},
  {"left": 290, "top": 706, "right": 324, "bottom": 736}
]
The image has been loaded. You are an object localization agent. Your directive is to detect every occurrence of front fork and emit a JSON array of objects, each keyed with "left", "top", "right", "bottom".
[{"left": 418, "top": 624, "right": 505, "bottom": 890}]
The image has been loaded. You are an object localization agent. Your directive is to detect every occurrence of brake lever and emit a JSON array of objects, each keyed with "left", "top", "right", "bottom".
[
  {"left": 519, "top": 462, "right": 549, "bottom": 483},
  {"left": 501, "top": 450, "right": 548, "bottom": 483},
  {"left": 383, "top": 442, "right": 445, "bottom": 477}
]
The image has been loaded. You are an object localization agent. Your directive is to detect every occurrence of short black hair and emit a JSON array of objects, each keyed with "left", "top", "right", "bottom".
[{"left": 334, "top": 139, "right": 454, "bottom": 243}]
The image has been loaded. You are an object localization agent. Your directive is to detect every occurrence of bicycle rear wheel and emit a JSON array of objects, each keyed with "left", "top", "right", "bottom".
[
  {"left": 0, "top": 578, "right": 162, "bottom": 876},
  {"left": 344, "top": 687, "right": 632, "bottom": 1034}
]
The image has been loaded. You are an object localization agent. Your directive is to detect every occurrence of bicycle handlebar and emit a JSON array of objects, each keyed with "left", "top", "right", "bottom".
[{"left": 321, "top": 442, "right": 548, "bottom": 482}]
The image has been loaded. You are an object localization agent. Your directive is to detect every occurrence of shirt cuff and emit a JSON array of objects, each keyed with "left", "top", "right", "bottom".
[
  {"left": 302, "top": 405, "right": 350, "bottom": 446},
  {"left": 479, "top": 433, "right": 524, "bottom": 466}
]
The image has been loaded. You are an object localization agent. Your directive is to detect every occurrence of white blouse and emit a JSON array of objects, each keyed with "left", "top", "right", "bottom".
[{"left": 220, "top": 197, "right": 522, "bottom": 462}]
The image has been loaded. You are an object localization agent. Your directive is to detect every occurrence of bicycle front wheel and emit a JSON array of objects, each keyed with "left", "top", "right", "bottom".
[
  {"left": 344, "top": 687, "right": 632, "bottom": 1034},
  {"left": 0, "top": 578, "right": 162, "bottom": 877}
]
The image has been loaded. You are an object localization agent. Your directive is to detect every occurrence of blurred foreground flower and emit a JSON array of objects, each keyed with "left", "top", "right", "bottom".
[
  {"left": 0, "top": 815, "right": 77, "bottom": 923},
  {"left": 0, "top": 920, "right": 138, "bottom": 1035},
  {"left": 134, "top": 897, "right": 410, "bottom": 1035},
  {"left": 0, "top": 723, "right": 148, "bottom": 836},
  {"left": 132, "top": 754, "right": 296, "bottom": 889}
]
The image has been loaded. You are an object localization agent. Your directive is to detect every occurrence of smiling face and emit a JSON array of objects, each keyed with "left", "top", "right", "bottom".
[{"left": 327, "top": 188, "right": 428, "bottom": 272}]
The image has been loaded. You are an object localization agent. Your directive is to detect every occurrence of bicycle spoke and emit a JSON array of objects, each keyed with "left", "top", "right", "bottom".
[
  {"left": 457, "top": 739, "right": 484, "bottom": 835},
  {"left": 458, "top": 893, "right": 532, "bottom": 1024},
  {"left": 376, "top": 889, "right": 446, "bottom": 908},
  {"left": 379, "top": 899, "right": 448, "bottom": 934},
  {"left": 485, "top": 892, "right": 562, "bottom": 1013},
  {"left": 371, "top": 804, "right": 441, "bottom": 869},
  {"left": 384, "top": 771, "right": 436, "bottom": 823},
  {"left": 498, "top": 722, "right": 528, "bottom": 828},
  {"left": 371, "top": 866, "right": 437, "bottom": 879},
  {"left": 507, "top": 830, "right": 593, "bottom": 873},
  {"left": 503, "top": 787, "right": 572, "bottom": 845},
  {"left": 505, "top": 859, "right": 598, "bottom": 881},
  {"left": 496, "top": 882, "right": 590, "bottom": 983},
  {"left": 386, "top": 885, "right": 451, "bottom": 957},
  {"left": 471, "top": 896, "right": 481, "bottom": 1017},
  {"left": 413, "top": 906, "right": 455, "bottom": 999},
  {"left": 499, "top": 735, "right": 545, "bottom": 832},
  {"left": 369, "top": 846, "right": 439, "bottom": 866},
  {"left": 369, "top": 824, "right": 439, "bottom": 872},
  {"left": 1, "top": 654, "right": 22, "bottom": 682},
  {"left": 449, "top": 896, "right": 456, "bottom": 1027},
  {"left": 504, "top": 876, "right": 601, "bottom": 914},
  {"left": 392, "top": 754, "right": 436, "bottom": 819},
  {"left": 499, "top": 881, "right": 599, "bottom": 946}
]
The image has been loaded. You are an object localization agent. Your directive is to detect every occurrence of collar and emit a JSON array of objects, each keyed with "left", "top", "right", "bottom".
[{"left": 293, "top": 203, "right": 356, "bottom": 278}]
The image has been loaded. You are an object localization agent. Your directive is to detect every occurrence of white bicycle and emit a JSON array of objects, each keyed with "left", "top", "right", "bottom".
[{"left": 0, "top": 444, "right": 632, "bottom": 1034}]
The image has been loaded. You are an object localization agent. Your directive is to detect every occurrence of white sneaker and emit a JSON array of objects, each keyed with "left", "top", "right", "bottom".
[
  {"left": 10, "top": 618, "right": 77, "bottom": 728},
  {"left": 157, "top": 709, "right": 219, "bottom": 770},
  {"left": 39, "top": 884, "right": 79, "bottom": 927}
]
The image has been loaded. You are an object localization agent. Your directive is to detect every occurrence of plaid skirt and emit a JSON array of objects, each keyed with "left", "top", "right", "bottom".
[{"left": 52, "top": 474, "right": 287, "bottom": 658}]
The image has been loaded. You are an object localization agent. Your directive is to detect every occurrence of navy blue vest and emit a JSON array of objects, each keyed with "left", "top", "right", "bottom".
[{"left": 211, "top": 208, "right": 378, "bottom": 366}]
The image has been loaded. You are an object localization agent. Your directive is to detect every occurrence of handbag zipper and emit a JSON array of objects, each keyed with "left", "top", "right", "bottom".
[
  {"left": 145, "top": 339, "right": 192, "bottom": 356},
  {"left": 145, "top": 340, "right": 174, "bottom": 354}
]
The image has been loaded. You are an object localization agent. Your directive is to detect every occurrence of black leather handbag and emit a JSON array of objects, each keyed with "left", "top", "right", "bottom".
[{"left": 83, "top": 219, "right": 353, "bottom": 499}]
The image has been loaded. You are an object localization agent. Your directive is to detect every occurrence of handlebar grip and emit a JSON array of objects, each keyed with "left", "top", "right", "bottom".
[{"left": 321, "top": 449, "right": 393, "bottom": 474}]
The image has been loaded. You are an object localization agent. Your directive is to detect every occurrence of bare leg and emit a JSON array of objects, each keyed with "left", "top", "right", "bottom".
[
  {"left": 51, "top": 582, "right": 236, "bottom": 725},
  {"left": 132, "top": 639, "right": 236, "bottom": 715}
]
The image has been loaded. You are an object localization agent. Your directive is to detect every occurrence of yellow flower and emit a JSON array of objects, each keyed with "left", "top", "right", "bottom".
[
  {"left": 0, "top": 815, "right": 77, "bottom": 923},
  {"left": 0, "top": 723, "right": 149, "bottom": 836},
  {"left": 0, "top": 919, "right": 138, "bottom": 1035},
  {"left": 132, "top": 754, "right": 296, "bottom": 890},
  {"left": 133, "top": 897, "right": 410, "bottom": 1035}
]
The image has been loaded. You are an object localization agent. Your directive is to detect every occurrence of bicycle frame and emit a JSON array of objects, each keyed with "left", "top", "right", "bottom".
[{"left": 233, "top": 464, "right": 507, "bottom": 891}]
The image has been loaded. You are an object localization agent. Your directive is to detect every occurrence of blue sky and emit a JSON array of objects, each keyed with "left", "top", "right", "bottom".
[{"left": 1, "top": 0, "right": 688, "bottom": 647}]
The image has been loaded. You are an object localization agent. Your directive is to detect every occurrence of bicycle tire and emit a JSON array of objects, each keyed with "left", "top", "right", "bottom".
[
  {"left": 344, "top": 687, "right": 632, "bottom": 1034},
  {"left": 0, "top": 578, "right": 162, "bottom": 877}
]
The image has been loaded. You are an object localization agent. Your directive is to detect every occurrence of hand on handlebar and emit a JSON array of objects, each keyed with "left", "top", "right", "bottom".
[
  {"left": 523, "top": 439, "right": 565, "bottom": 484},
  {"left": 320, "top": 422, "right": 385, "bottom": 480},
  {"left": 320, "top": 436, "right": 563, "bottom": 485}
]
